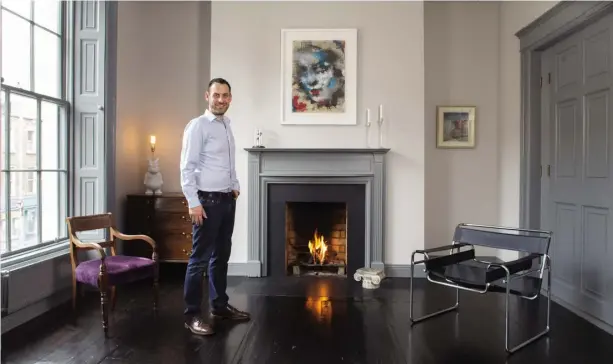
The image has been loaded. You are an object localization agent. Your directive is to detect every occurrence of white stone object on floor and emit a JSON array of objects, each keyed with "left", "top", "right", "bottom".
[{"left": 354, "top": 267, "right": 386, "bottom": 289}]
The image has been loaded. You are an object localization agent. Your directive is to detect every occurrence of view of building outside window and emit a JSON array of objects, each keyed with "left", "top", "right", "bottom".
[{"left": 1, "top": 0, "right": 68, "bottom": 255}]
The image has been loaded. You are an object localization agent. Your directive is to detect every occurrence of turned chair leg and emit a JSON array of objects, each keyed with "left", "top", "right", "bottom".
[
  {"left": 72, "top": 278, "right": 77, "bottom": 312},
  {"left": 110, "top": 286, "right": 117, "bottom": 311},
  {"left": 98, "top": 268, "right": 109, "bottom": 338},
  {"left": 153, "top": 263, "right": 159, "bottom": 313}
]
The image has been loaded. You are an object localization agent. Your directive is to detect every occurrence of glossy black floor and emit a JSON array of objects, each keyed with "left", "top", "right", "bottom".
[{"left": 2, "top": 264, "right": 613, "bottom": 364}]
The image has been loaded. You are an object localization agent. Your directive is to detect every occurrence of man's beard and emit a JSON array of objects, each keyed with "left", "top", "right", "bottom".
[{"left": 210, "top": 103, "right": 228, "bottom": 116}]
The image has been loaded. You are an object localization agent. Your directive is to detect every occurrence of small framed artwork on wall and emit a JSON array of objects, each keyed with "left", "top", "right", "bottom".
[
  {"left": 436, "top": 106, "right": 476, "bottom": 148},
  {"left": 280, "top": 28, "right": 358, "bottom": 125}
]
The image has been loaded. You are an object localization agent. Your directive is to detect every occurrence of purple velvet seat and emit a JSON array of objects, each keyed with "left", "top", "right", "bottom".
[
  {"left": 67, "top": 213, "right": 158, "bottom": 338},
  {"left": 75, "top": 255, "right": 156, "bottom": 287}
]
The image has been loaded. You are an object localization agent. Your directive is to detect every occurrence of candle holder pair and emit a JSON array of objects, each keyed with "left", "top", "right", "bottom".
[{"left": 365, "top": 105, "right": 386, "bottom": 148}]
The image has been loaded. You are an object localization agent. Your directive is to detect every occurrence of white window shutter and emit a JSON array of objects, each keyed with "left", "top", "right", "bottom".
[{"left": 73, "top": 0, "right": 107, "bottom": 241}]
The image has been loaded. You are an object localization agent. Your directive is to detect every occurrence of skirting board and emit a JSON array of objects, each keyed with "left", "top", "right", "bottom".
[
  {"left": 549, "top": 293, "right": 613, "bottom": 336},
  {"left": 226, "top": 262, "right": 426, "bottom": 278},
  {"left": 1, "top": 288, "right": 71, "bottom": 335}
]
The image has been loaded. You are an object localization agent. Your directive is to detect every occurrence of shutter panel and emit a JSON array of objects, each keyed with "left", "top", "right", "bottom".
[{"left": 73, "top": 0, "right": 106, "bottom": 241}]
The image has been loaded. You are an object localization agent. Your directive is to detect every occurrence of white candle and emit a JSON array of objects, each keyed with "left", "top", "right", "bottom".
[
  {"left": 366, "top": 108, "right": 371, "bottom": 124},
  {"left": 378, "top": 104, "right": 383, "bottom": 120}
]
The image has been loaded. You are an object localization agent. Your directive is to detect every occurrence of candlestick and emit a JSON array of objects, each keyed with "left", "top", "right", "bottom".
[
  {"left": 149, "top": 135, "right": 156, "bottom": 157},
  {"left": 365, "top": 108, "right": 375, "bottom": 148}
]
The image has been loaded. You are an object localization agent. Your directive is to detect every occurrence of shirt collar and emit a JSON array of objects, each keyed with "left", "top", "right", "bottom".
[{"left": 204, "top": 109, "right": 230, "bottom": 124}]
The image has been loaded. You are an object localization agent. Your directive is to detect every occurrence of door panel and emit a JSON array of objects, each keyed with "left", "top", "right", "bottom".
[{"left": 543, "top": 12, "right": 613, "bottom": 326}]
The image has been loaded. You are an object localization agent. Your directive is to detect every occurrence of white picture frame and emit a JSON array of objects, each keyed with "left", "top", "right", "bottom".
[{"left": 280, "top": 28, "right": 358, "bottom": 125}]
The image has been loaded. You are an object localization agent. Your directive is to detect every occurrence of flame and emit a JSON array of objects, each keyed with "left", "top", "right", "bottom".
[{"left": 308, "top": 229, "right": 328, "bottom": 265}]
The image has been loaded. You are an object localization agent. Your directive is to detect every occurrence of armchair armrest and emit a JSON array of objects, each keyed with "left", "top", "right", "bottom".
[
  {"left": 414, "top": 242, "right": 472, "bottom": 255},
  {"left": 71, "top": 236, "right": 107, "bottom": 259},
  {"left": 111, "top": 228, "right": 156, "bottom": 250},
  {"left": 486, "top": 254, "right": 542, "bottom": 282}
]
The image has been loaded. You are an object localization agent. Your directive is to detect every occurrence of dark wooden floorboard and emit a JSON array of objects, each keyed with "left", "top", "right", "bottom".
[{"left": 2, "top": 264, "right": 613, "bottom": 363}]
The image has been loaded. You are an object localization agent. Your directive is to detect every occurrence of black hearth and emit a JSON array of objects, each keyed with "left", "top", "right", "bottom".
[{"left": 267, "top": 184, "right": 366, "bottom": 278}]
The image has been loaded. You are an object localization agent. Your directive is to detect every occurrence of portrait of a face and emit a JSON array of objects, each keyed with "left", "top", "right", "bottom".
[{"left": 291, "top": 40, "right": 346, "bottom": 113}]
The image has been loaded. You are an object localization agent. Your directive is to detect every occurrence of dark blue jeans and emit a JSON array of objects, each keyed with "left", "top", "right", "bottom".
[{"left": 183, "top": 191, "right": 235, "bottom": 316}]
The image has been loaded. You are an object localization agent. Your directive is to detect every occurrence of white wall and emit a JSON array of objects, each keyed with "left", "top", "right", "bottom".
[
  {"left": 115, "top": 0, "right": 210, "bottom": 232},
  {"left": 113, "top": 0, "right": 558, "bottom": 266},
  {"left": 210, "top": 1, "right": 425, "bottom": 264},
  {"left": 116, "top": 0, "right": 147, "bottom": 233},
  {"left": 424, "top": 1, "right": 501, "bottom": 256},
  {"left": 423, "top": 0, "right": 558, "bottom": 259}
]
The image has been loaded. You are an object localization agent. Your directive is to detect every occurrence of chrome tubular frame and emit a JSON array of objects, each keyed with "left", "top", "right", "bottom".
[
  {"left": 492, "top": 254, "right": 552, "bottom": 354},
  {"left": 409, "top": 223, "right": 553, "bottom": 355},
  {"left": 409, "top": 244, "right": 473, "bottom": 324}
]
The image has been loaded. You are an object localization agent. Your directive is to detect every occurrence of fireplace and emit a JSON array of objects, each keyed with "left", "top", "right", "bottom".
[
  {"left": 286, "top": 202, "right": 348, "bottom": 277},
  {"left": 245, "top": 148, "right": 389, "bottom": 278},
  {"left": 267, "top": 183, "right": 365, "bottom": 278}
]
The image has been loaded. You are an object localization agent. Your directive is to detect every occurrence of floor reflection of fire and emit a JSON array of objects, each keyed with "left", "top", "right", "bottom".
[
  {"left": 305, "top": 281, "right": 333, "bottom": 324},
  {"left": 305, "top": 297, "right": 333, "bottom": 324}
]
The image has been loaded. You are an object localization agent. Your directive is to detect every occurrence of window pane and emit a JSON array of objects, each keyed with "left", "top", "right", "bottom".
[
  {"left": 2, "top": 0, "right": 32, "bottom": 20},
  {"left": 34, "top": 27, "right": 61, "bottom": 98},
  {"left": 8, "top": 94, "right": 37, "bottom": 170},
  {"left": 34, "top": 0, "right": 61, "bottom": 34},
  {"left": 1, "top": 9, "right": 32, "bottom": 90},
  {"left": 7, "top": 171, "right": 39, "bottom": 253},
  {"left": 41, "top": 101, "right": 66, "bottom": 170},
  {"left": 41, "top": 171, "right": 67, "bottom": 242}
]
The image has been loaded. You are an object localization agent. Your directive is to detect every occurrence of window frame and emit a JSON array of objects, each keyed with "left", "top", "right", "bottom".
[{"left": 1, "top": 1, "right": 70, "bottom": 258}]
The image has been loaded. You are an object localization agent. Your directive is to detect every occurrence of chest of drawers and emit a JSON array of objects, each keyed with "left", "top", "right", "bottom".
[{"left": 124, "top": 193, "right": 193, "bottom": 262}]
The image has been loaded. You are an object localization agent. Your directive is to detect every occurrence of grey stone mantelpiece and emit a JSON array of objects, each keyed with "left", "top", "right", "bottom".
[{"left": 245, "top": 148, "right": 390, "bottom": 277}]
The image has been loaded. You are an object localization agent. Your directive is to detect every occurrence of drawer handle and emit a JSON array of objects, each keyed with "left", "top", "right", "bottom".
[
  {"left": 182, "top": 248, "right": 192, "bottom": 256},
  {"left": 181, "top": 215, "right": 191, "bottom": 222},
  {"left": 181, "top": 232, "right": 193, "bottom": 239}
]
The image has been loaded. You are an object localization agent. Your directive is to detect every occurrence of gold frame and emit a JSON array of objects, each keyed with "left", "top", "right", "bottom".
[{"left": 436, "top": 106, "right": 476, "bottom": 149}]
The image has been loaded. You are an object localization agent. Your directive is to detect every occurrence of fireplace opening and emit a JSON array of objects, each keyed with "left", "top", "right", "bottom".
[{"left": 285, "top": 202, "right": 347, "bottom": 277}]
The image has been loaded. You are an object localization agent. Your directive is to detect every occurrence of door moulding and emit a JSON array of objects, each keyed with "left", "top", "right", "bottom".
[
  {"left": 517, "top": 0, "right": 613, "bottom": 334},
  {"left": 516, "top": 1, "right": 613, "bottom": 229}
]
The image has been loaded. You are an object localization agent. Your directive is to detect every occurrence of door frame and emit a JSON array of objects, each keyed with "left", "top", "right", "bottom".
[
  {"left": 517, "top": 1, "right": 613, "bottom": 334},
  {"left": 517, "top": 1, "right": 613, "bottom": 230}
]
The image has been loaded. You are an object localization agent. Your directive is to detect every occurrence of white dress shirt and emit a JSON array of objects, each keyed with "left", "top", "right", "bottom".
[{"left": 180, "top": 109, "right": 239, "bottom": 209}]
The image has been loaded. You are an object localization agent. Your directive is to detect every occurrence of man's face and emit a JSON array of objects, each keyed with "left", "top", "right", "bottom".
[{"left": 205, "top": 83, "right": 232, "bottom": 116}]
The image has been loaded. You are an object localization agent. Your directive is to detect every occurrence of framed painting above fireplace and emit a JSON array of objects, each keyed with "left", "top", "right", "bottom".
[{"left": 280, "top": 28, "right": 358, "bottom": 125}]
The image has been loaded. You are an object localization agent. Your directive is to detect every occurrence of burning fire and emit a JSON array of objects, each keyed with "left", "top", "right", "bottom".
[{"left": 308, "top": 229, "right": 328, "bottom": 265}]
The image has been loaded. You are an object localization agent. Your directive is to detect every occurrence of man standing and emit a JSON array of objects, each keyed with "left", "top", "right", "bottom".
[{"left": 180, "top": 78, "right": 250, "bottom": 336}]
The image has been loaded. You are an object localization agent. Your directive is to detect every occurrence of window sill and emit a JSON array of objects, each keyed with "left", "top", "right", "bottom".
[{"left": 1, "top": 240, "right": 70, "bottom": 271}]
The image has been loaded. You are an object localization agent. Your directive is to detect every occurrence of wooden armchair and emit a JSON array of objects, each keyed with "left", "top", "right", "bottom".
[{"left": 66, "top": 212, "right": 158, "bottom": 337}]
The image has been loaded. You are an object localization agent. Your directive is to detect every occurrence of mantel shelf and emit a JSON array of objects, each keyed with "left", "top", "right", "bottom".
[{"left": 244, "top": 147, "right": 390, "bottom": 154}]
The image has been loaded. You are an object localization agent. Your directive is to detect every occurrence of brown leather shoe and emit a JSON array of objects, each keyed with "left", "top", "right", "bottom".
[
  {"left": 210, "top": 304, "right": 250, "bottom": 321},
  {"left": 184, "top": 316, "right": 215, "bottom": 336}
]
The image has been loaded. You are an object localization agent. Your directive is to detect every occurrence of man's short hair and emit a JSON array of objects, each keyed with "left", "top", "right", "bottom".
[{"left": 208, "top": 78, "right": 231, "bottom": 93}]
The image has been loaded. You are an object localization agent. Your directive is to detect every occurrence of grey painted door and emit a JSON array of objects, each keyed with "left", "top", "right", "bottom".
[{"left": 541, "top": 12, "right": 613, "bottom": 326}]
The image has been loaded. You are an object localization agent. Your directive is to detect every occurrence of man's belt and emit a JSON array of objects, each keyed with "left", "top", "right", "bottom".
[{"left": 197, "top": 190, "right": 233, "bottom": 199}]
